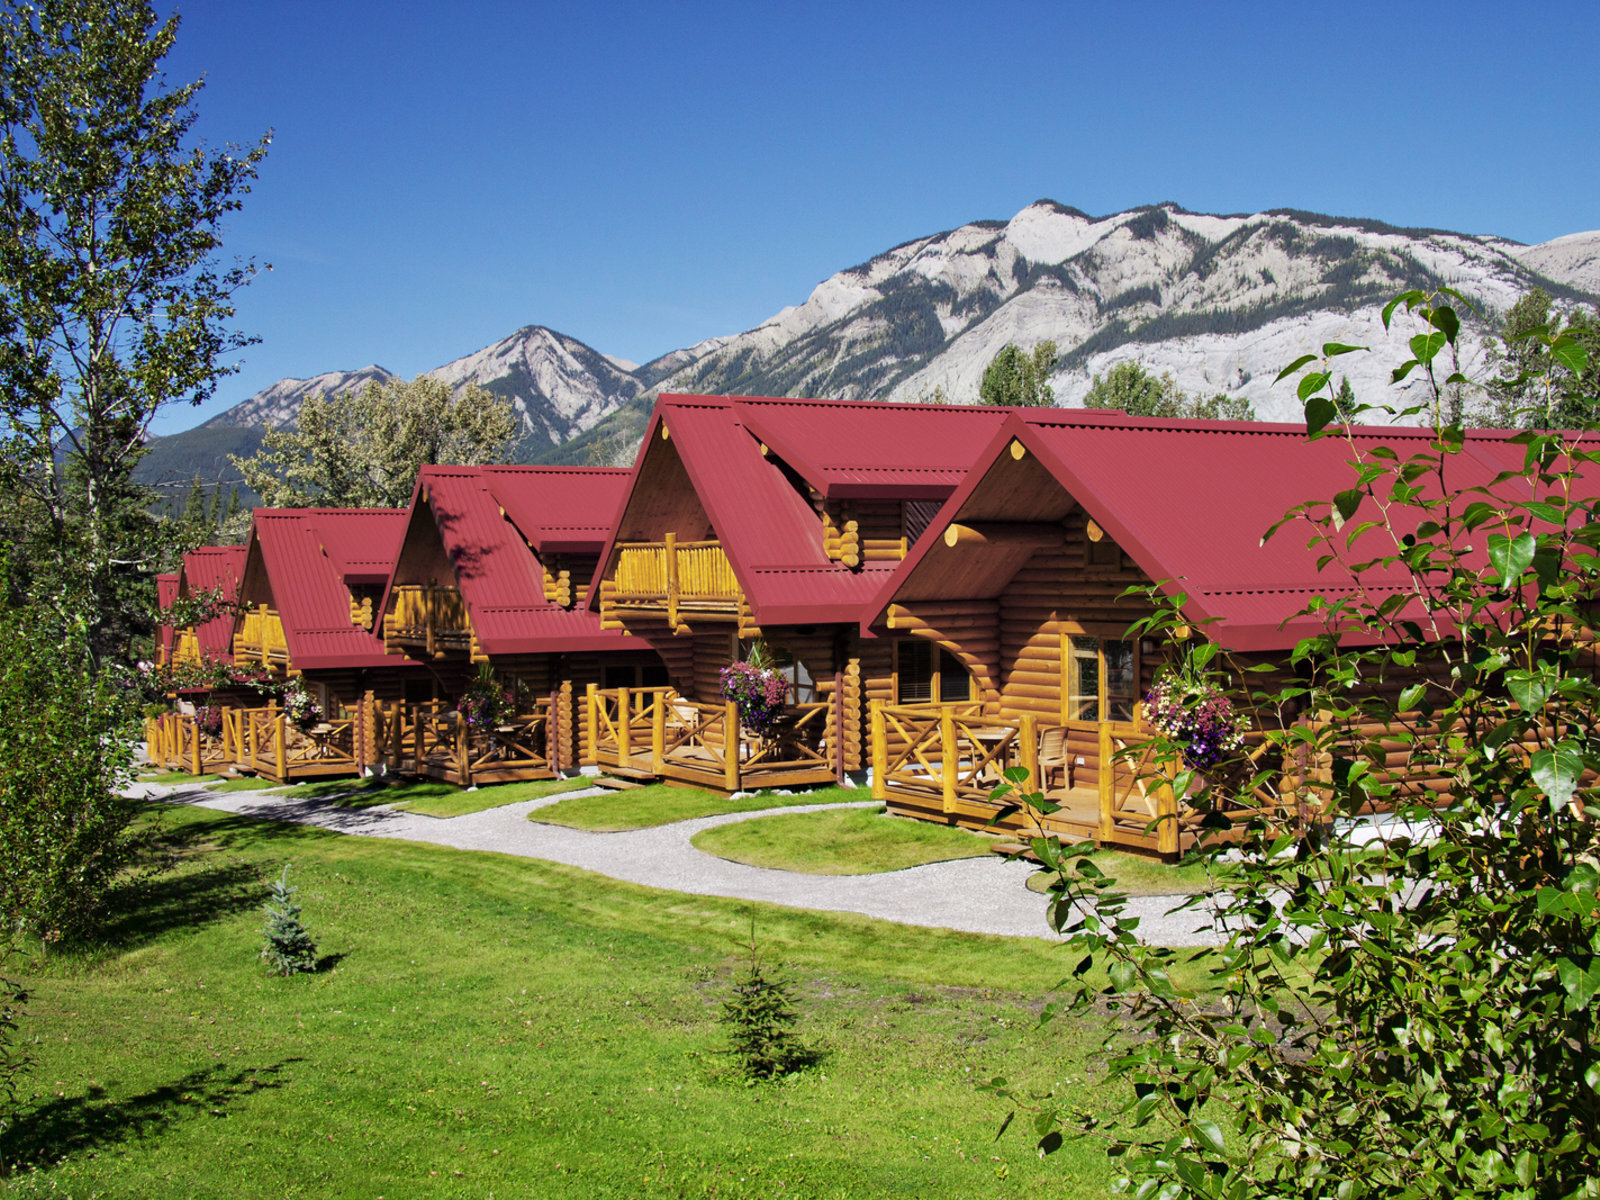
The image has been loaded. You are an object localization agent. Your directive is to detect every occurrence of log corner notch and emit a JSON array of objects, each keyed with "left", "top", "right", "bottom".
[{"left": 941, "top": 521, "right": 1067, "bottom": 550}]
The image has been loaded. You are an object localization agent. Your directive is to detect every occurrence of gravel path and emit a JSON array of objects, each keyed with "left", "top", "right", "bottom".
[{"left": 137, "top": 781, "right": 1227, "bottom": 946}]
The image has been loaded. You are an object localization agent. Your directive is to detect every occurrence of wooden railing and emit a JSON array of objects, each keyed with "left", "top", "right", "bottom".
[
  {"left": 410, "top": 702, "right": 555, "bottom": 785},
  {"left": 233, "top": 606, "right": 289, "bottom": 665},
  {"left": 173, "top": 629, "right": 202, "bottom": 665},
  {"left": 382, "top": 584, "right": 473, "bottom": 656},
  {"left": 610, "top": 535, "right": 742, "bottom": 627},
  {"left": 583, "top": 685, "right": 836, "bottom": 791},
  {"left": 871, "top": 702, "right": 1034, "bottom": 814},
  {"left": 242, "top": 707, "right": 359, "bottom": 782},
  {"left": 143, "top": 710, "right": 235, "bottom": 775}
]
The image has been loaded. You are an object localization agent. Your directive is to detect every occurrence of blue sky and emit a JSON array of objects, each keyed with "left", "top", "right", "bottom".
[{"left": 152, "top": 0, "right": 1600, "bottom": 434}]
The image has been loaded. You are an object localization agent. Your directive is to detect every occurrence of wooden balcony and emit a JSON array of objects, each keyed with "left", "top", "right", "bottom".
[
  {"left": 382, "top": 584, "right": 481, "bottom": 659},
  {"left": 145, "top": 710, "right": 233, "bottom": 775},
  {"left": 607, "top": 535, "right": 744, "bottom": 628},
  {"left": 173, "top": 628, "right": 202, "bottom": 665},
  {"left": 582, "top": 685, "right": 837, "bottom": 792},
  {"left": 869, "top": 702, "right": 1309, "bottom": 858},
  {"left": 233, "top": 605, "right": 289, "bottom": 666}
]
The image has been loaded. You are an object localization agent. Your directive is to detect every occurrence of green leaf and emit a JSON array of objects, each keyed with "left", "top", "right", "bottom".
[
  {"left": 1192, "top": 1118, "right": 1227, "bottom": 1156},
  {"left": 1552, "top": 334, "right": 1588, "bottom": 378},
  {"left": 1427, "top": 305, "right": 1460, "bottom": 344},
  {"left": 1532, "top": 741, "right": 1583, "bottom": 811},
  {"left": 1507, "top": 669, "right": 1554, "bottom": 714},
  {"left": 1556, "top": 957, "right": 1600, "bottom": 1009},
  {"left": 1274, "top": 353, "right": 1317, "bottom": 384},
  {"left": 1333, "top": 489, "right": 1363, "bottom": 523},
  {"left": 1322, "top": 342, "right": 1366, "bottom": 358},
  {"left": 1305, "top": 394, "right": 1338, "bottom": 436},
  {"left": 1486, "top": 531, "right": 1537, "bottom": 589},
  {"left": 1397, "top": 684, "right": 1426, "bottom": 712},
  {"left": 1297, "top": 371, "right": 1330, "bottom": 402},
  {"left": 1409, "top": 331, "right": 1446, "bottom": 365}
]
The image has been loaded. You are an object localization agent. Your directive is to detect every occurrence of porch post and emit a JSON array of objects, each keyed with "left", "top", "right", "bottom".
[
  {"left": 1097, "top": 723, "right": 1115, "bottom": 844},
  {"left": 724, "top": 700, "right": 741, "bottom": 792},
  {"left": 651, "top": 695, "right": 665, "bottom": 775},
  {"left": 275, "top": 714, "right": 287, "bottom": 778},
  {"left": 1157, "top": 758, "right": 1181, "bottom": 858},
  {"left": 248, "top": 709, "right": 259, "bottom": 770},
  {"left": 870, "top": 700, "right": 886, "bottom": 802},
  {"left": 548, "top": 689, "right": 561, "bottom": 772},
  {"left": 583, "top": 682, "right": 598, "bottom": 766},
  {"left": 190, "top": 718, "right": 201, "bottom": 777},
  {"left": 664, "top": 531, "right": 679, "bottom": 631},
  {"left": 617, "top": 688, "right": 631, "bottom": 765},
  {"left": 940, "top": 706, "right": 957, "bottom": 814},
  {"left": 1019, "top": 713, "right": 1039, "bottom": 796},
  {"left": 413, "top": 706, "right": 423, "bottom": 775},
  {"left": 456, "top": 712, "right": 468, "bottom": 784},
  {"left": 832, "top": 667, "right": 846, "bottom": 785}
]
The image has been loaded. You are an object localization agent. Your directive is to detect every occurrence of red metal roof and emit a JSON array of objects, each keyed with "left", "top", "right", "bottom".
[
  {"left": 393, "top": 465, "right": 635, "bottom": 655},
  {"left": 307, "top": 509, "right": 409, "bottom": 586},
  {"left": 155, "top": 572, "right": 179, "bottom": 661},
  {"left": 589, "top": 395, "right": 1016, "bottom": 627},
  {"left": 480, "top": 465, "right": 632, "bottom": 554},
  {"left": 248, "top": 511, "right": 410, "bottom": 670},
  {"left": 734, "top": 396, "right": 1013, "bottom": 500},
  {"left": 178, "top": 545, "right": 247, "bottom": 661},
  {"left": 868, "top": 410, "right": 1600, "bottom": 652}
]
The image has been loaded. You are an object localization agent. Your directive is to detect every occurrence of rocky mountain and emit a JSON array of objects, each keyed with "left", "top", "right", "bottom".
[
  {"left": 645, "top": 202, "right": 1600, "bottom": 425},
  {"left": 163, "top": 200, "right": 1600, "bottom": 483}
]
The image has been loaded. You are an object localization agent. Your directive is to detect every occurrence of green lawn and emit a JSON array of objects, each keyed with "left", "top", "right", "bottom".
[
  {"left": 531, "top": 783, "right": 870, "bottom": 832},
  {"left": 1023, "top": 846, "right": 1239, "bottom": 897},
  {"left": 205, "top": 777, "right": 288, "bottom": 793},
  {"left": 137, "top": 771, "right": 220, "bottom": 785},
  {"left": 0, "top": 803, "right": 1125, "bottom": 1198},
  {"left": 692, "top": 806, "right": 999, "bottom": 874},
  {"left": 394, "top": 776, "right": 592, "bottom": 818}
]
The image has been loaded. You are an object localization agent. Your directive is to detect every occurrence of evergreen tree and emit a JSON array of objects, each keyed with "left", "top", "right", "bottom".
[
  {"left": 719, "top": 920, "right": 816, "bottom": 1080},
  {"left": 260, "top": 865, "right": 318, "bottom": 976}
]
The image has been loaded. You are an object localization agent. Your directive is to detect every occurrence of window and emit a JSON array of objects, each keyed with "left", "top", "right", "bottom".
[
  {"left": 1066, "top": 634, "right": 1138, "bottom": 723},
  {"left": 603, "top": 662, "right": 670, "bottom": 690},
  {"left": 895, "top": 639, "right": 973, "bottom": 704},
  {"left": 764, "top": 643, "right": 818, "bottom": 703}
]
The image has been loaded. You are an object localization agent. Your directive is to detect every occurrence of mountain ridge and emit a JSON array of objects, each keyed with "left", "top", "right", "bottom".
[{"left": 154, "top": 200, "right": 1600, "bottom": 484}]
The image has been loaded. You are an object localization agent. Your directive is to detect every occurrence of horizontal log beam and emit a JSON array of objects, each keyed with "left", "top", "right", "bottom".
[{"left": 943, "top": 522, "right": 1066, "bottom": 550}]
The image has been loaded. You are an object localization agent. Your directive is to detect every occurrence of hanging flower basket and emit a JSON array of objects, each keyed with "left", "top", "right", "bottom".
[
  {"left": 1143, "top": 677, "right": 1247, "bottom": 770},
  {"left": 281, "top": 682, "right": 323, "bottom": 731},
  {"left": 720, "top": 661, "right": 791, "bottom": 738}
]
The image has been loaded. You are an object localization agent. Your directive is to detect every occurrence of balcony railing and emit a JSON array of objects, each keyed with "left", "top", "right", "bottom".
[
  {"left": 609, "top": 535, "right": 742, "bottom": 626},
  {"left": 383, "top": 584, "right": 473, "bottom": 657},
  {"left": 233, "top": 606, "right": 289, "bottom": 666}
]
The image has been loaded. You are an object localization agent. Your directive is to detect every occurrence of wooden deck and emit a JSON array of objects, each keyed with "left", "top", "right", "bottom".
[
  {"left": 869, "top": 700, "right": 1293, "bottom": 858},
  {"left": 582, "top": 685, "right": 839, "bottom": 792},
  {"left": 372, "top": 700, "right": 560, "bottom": 786}
]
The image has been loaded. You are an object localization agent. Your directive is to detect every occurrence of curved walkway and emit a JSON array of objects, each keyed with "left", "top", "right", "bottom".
[{"left": 137, "top": 781, "right": 1226, "bottom": 946}]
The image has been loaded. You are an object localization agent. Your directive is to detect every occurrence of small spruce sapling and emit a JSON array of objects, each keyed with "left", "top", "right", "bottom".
[
  {"left": 260, "top": 865, "right": 319, "bottom": 976},
  {"left": 719, "top": 914, "right": 817, "bottom": 1081}
]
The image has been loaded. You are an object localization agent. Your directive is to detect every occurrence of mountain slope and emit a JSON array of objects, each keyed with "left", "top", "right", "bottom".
[{"left": 156, "top": 201, "right": 1600, "bottom": 483}]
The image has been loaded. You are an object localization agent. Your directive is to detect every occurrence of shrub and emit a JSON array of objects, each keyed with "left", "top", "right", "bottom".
[
  {"left": 0, "top": 601, "right": 142, "bottom": 943},
  {"left": 988, "top": 289, "right": 1600, "bottom": 1198}
]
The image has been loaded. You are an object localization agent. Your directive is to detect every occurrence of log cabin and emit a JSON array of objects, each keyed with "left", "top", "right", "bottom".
[
  {"left": 374, "top": 464, "right": 665, "bottom": 784},
  {"left": 228, "top": 508, "right": 423, "bottom": 783},
  {"left": 861, "top": 408, "right": 1594, "bottom": 856},
  {"left": 144, "top": 546, "right": 248, "bottom": 773},
  {"left": 586, "top": 393, "right": 1016, "bottom": 792}
]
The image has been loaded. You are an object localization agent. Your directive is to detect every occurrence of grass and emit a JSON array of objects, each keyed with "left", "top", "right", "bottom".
[
  {"left": 393, "top": 776, "right": 592, "bottom": 818},
  {"left": 531, "top": 783, "right": 870, "bottom": 832},
  {"left": 692, "top": 806, "right": 999, "bottom": 874},
  {"left": 1023, "top": 847, "right": 1238, "bottom": 896},
  {"left": 0, "top": 802, "right": 1132, "bottom": 1198},
  {"left": 136, "top": 771, "right": 220, "bottom": 785},
  {"left": 204, "top": 778, "right": 288, "bottom": 793}
]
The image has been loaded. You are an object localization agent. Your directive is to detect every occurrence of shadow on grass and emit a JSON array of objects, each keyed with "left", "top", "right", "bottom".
[
  {"left": 315, "top": 952, "right": 347, "bottom": 974},
  {"left": 0, "top": 1059, "right": 300, "bottom": 1168}
]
